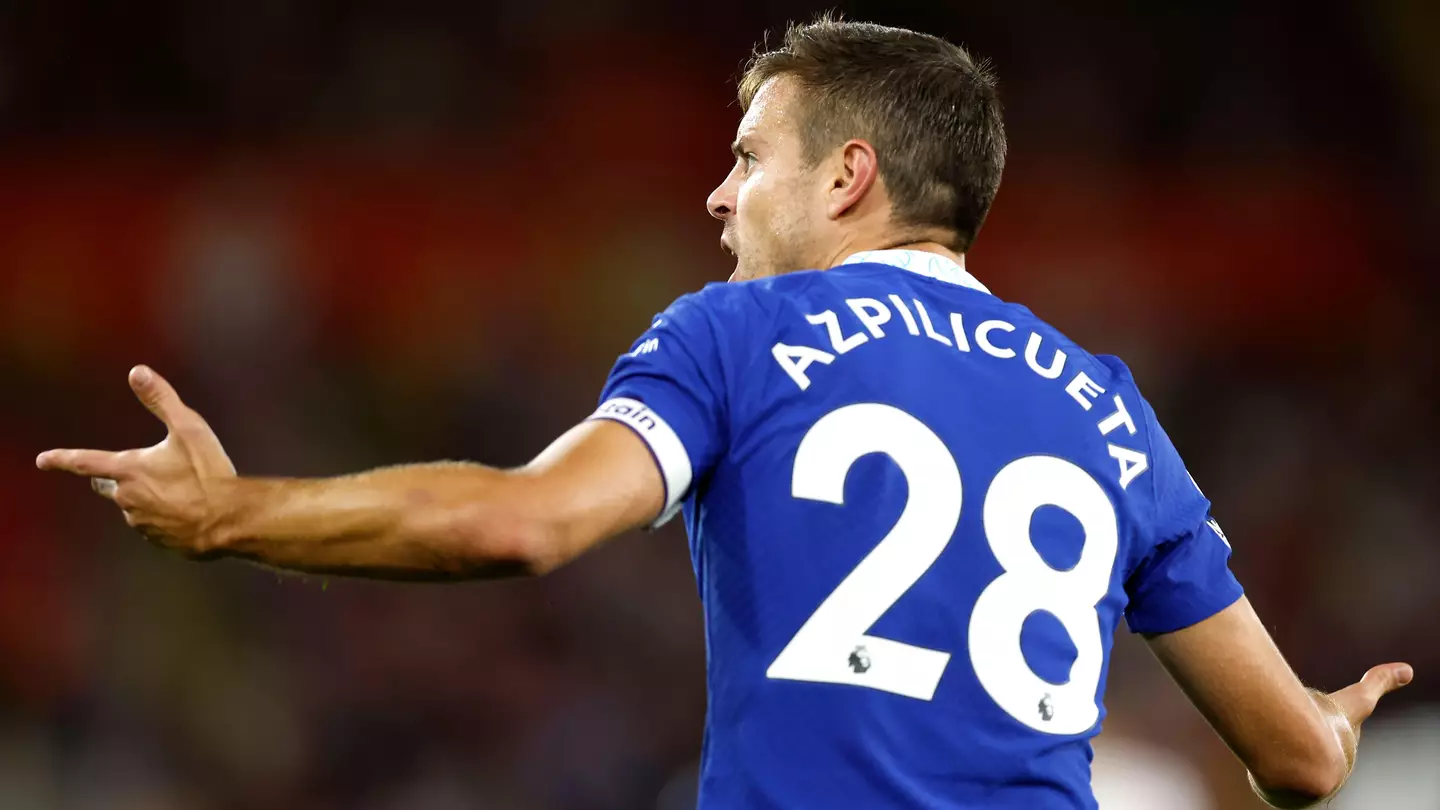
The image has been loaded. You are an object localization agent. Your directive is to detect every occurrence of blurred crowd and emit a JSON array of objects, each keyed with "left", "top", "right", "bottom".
[{"left": 1, "top": 1, "right": 1438, "bottom": 808}]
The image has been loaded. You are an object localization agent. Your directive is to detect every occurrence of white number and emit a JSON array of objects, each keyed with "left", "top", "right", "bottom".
[
  {"left": 768, "top": 404, "right": 1120, "bottom": 735},
  {"left": 969, "top": 456, "right": 1117, "bottom": 733},
  {"left": 767, "top": 404, "right": 961, "bottom": 701}
]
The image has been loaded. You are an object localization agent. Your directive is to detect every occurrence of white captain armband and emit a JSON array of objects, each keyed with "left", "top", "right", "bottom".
[{"left": 588, "top": 397, "right": 693, "bottom": 527}]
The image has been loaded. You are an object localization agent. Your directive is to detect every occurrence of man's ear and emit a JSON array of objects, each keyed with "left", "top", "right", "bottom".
[{"left": 827, "top": 139, "right": 880, "bottom": 220}]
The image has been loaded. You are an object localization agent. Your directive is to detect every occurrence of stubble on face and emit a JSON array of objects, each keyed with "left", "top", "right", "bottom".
[
  {"left": 726, "top": 78, "right": 826, "bottom": 282},
  {"left": 732, "top": 177, "right": 819, "bottom": 281}
]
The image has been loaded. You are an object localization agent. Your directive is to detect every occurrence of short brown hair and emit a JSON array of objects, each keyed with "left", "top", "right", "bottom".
[{"left": 739, "top": 15, "right": 1006, "bottom": 251}]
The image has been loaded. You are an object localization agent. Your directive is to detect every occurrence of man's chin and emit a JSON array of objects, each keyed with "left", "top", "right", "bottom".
[{"left": 727, "top": 254, "right": 777, "bottom": 282}]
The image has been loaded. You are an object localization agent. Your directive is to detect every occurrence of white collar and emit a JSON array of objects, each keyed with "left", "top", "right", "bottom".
[{"left": 838, "top": 249, "right": 991, "bottom": 295}]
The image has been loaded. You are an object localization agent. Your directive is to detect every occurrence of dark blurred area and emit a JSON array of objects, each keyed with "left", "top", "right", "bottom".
[{"left": 1, "top": 1, "right": 1438, "bottom": 808}]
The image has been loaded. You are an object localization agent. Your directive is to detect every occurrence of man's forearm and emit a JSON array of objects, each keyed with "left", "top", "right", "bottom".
[
  {"left": 207, "top": 462, "right": 544, "bottom": 580},
  {"left": 38, "top": 375, "right": 661, "bottom": 578}
]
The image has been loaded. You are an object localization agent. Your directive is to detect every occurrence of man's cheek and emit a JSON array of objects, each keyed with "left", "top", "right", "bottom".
[
  {"left": 738, "top": 190, "right": 765, "bottom": 237},
  {"left": 737, "top": 177, "right": 762, "bottom": 213}
]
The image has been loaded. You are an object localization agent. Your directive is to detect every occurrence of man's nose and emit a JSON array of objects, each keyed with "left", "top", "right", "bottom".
[{"left": 707, "top": 182, "right": 734, "bottom": 221}]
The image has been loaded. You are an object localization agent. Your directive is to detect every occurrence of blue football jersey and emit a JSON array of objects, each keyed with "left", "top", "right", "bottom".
[{"left": 588, "top": 250, "right": 1242, "bottom": 810}]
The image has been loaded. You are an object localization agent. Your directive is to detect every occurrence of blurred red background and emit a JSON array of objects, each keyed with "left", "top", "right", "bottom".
[{"left": 1, "top": 1, "right": 1437, "bottom": 808}]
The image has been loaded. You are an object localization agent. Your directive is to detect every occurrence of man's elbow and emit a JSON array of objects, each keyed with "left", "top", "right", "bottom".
[
  {"left": 503, "top": 515, "right": 573, "bottom": 577},
  {"left": 1250, "top": 745, "right": 1348, "bottom": 808},
  {"left": 446, "top": 501, "right": 573, "bottom": 579}
]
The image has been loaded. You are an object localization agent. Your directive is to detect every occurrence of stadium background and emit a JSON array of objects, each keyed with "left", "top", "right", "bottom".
[{"left": 2, "top": 1, "right": 1438, "bottom": 807}]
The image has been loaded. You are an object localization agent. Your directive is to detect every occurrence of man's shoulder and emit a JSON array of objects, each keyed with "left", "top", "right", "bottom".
[
  {"left": 685, "top": 270, "right": 827, "bottom": 305},
  {"left": 1084, "top": 351, "right": 1140, "bottom": 399},
  {"left": 663, "top": 272, "right": 826, "bottom": 334},
  {"left": 983, "top": 299, "right": 1140, "bottom": 394}
]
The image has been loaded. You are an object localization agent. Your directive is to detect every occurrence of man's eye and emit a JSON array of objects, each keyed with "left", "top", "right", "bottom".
[{"left": 744, "top": 153, "right": 758, "bottom": 169}]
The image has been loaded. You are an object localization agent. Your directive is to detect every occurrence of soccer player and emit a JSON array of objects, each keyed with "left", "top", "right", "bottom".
[{"left": 38, "top": 17, "right": 1410, "bottom": 810}]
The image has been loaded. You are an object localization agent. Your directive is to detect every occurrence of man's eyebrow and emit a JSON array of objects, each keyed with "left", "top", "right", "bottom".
[{"left": 731, "top": 134, "right": 762, "bottom": 158}]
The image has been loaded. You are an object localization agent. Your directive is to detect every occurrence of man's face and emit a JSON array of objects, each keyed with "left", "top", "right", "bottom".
[{"left": 707, "top": 77, "right": 827, "bottom": 282}]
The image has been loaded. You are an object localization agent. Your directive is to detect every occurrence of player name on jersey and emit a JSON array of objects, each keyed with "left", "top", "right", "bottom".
[{"left": 771, "top": 293, "right": 1151, "bottom": 490}]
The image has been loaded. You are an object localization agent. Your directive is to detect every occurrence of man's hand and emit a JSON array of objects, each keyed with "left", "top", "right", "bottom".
[
  {"left": 1327, "top": 662, "right": 1414, "bottom": 737},
  {"left": 1318, "top": 662, "right": 1414, "bottom": 769},
  {"left": 36, "top": 365, "right": 237, "bottom": 557}
]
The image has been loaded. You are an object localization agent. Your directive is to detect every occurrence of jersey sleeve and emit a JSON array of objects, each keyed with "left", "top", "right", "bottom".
[
  {"left": 1123, "top": 399, "right": 1244, "bottom": 635},
  {"left": 587, "top": 287, "right": 735, "bottom": 528}
]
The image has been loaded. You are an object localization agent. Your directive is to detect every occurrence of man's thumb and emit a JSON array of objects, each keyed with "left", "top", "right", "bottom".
[
  {"left": 129, "top": 365, "right": 185, "bottom": 428},
  {"left": 1360, "top": 662, "right": 1414, "bottom": 700},
  {"left": 1335, "top": 662, "right": 1413, "bottom": 726}
]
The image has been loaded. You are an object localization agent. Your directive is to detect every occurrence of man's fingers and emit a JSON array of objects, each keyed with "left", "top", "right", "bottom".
[
  {"left": 1331, "top": 662, "right": 1414, "bottom": 726},
  {"left": 90, "top": 477, "right": 119, "bottom": 501},
  {"left": 129, "top": 365, "right": 187, "bottom": 429},
  {"left": 36, "top": 448, "right": 128, "bottom": 479}
]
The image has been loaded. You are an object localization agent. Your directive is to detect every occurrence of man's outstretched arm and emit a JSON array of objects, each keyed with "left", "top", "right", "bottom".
[
  {"left": 37, "top": 366, "right": 665, "bottom": 580},
  {"left": 1146, "top": 596, "right": 1412, "bottom": 808}
]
